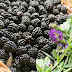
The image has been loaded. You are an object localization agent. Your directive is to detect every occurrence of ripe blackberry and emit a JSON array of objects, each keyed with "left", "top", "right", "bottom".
[
  {"left": 28, "top": 6, "right": 36, "bottom": 14},
  {"left": 53, "top": 9, "right": 59, "bottom": 15},
  {"left": 0, "top": 20, "right": 5, "bottom": 29},
  {"left": 36, "top": 36, "right": 49, "bottom": 47},
  {"left": 57, "top": 4, "right": 62, "bottom": 11},
  {"left": 41, "top": 44, "right": 51, "bottom": 53},
  {"left": 19, "top": 6, "right": 26, "bottom": 13},
  {"left": 0, "top": 36, "right": 9, "bottom": 47},
  {"left": 21, "top": 1, "right": 28, "bottom": 8},
  {"left": 18, "top": 24, "right": 26, "bottom": 32},
  {"left": 46, "top": 3, "right": 53, "bottom": 13},
  {"left": 28, "top": 25, "right": 34, "bottom": 32},
  {"left": 48, "top": 14, "right": 55, "bottom": 22},
  {"left": 8, "top": 23, "right": 18, "bottom": 32},
  {"left": 17, "top": 39, "right": 26, "bottom": 46},
  {"left": 3, "top": 41, "right": 17, "bottom": 52},
  {"left": 32, "top": 27, "right": 42, "bottom": 37},
  {"left": 19, "top": 54, "right": 30, "bottom": 65},
  {"left": 8, "top": 66, "right": 16, "bottom": 72},
  {"left": 21, "top": 16, "right": 30, "bottom": 25},
  {"left": 16, "top": 46, "right": 27, "bottom": 55},
  {"left": 61, "top": 6, "right": 67, "bottom": 14},
  {"left": 0, "top": 49, "right": 5, "bottom": 59},
  {"left": 54, "top": 0, "right": 61, "bottom": 5},
  {"left": 31, "top": 18, "right": 41, "bottom": 27},
  {"left": 30, "top": 1, "right": 39, "bottom": 7},
  {"left": 10, "top": 33, "right": 21, "bottom": 43},
  {"left": 28, "top": 47, "right": 38, "bottom": 58},
  {"left": 4, "top": 19, "right": 10, "bottom": 27},
  {"left": 23, "top": 12, "right": 31, "bottom": 17},
  {"left": 43, "top": 30, "right": 49, "bottom": 38},
  {"left": 37, "top": 50, "right": 45, "bottom": 59},
  {"left": 31, "top": 13, "right": 39, "bottom": 19},
  {"left": 29, "top": 57, "right": 36, "bottom": 70}
]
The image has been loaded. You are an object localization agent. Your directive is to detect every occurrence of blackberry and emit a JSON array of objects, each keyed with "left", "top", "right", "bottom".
[
  {"left": 28, "top": 47, "right": 38, "bottom": 58},
  {"left": 28, "top": 6, "right": 36, "bottom": 14},
  {"left": 17, "top": 39, "right": 26, "bottom": 46},
  {"left": 61, "top": 6, "right": 68, "bottom": 14},
  {"left": 28, "top": 25, "right": 34, "bottom": 32},
  {"left": 31, "top": 13, "right": 39, "bottom": 19},
  {"left": 36, "top": 36, "right": 49, "bottom": 47},
  {"left": 37, "top": 50, "right": 45, "bottom": 59},
  {"left": 3, "top": 41, "right": 17, "bottom": 52},
  {"left": 18, "top": 24, "right": 26, "bottom": 32},
  {"left": 0, "top": 15, "right": 4, "bottom": 21},
  {"left": 31, "top": 18, "right": 41, "bottom": 27},
  {"left": 46, "top": 3, "right": 53, "bottom": 13},
  {"left": 41, "top": 44, "right": 51, "bottom": 53},
  {"left": 19, "top": 54, "right": 30, "bottom": 65},
  {"left": 0, "top": 49, "right": 5, "bottom": 59},
  {"left": 8, "top": 66, "right": 16, "bottom": 72},
  {"left": 4, "top": 19, "right": 10, "bottom": 27},
  {"left": 43, "top": 30, "right": 49, "bottom": 38},
  {"left": 0, "top": 59, "right": 5, "bottom": 63},
  {"left": 0, "top": 36, "right": 9, "bottom": 47},
  {"left": 16, "top": 46, "right": 27, "bottom": 55},
  {"left": 54, "top": 0, "right": 61, "bottom": 5},
  {"left": 19, "top": 6, "right": 26, "bottom": 13},
  {"left": 21, "top": 16, "right": 30, "bottom": 25},
  {"left": 57, "top": 4, "right": 62, "bottom": 11},
  {"left": 10, "top": 33, "right": 21, "bottom": 43},
  {"left": 32, "top": 27, "right": 42, "bottom": 37},
  {"left": 29, "top": 57, "right": 36, "bottom": 70},
  {"left": 0, "top": 20, "right": 5, "bottom": 29},
  {"left": 30, "top": 1, "right": 39, "bottom": 7},
  {"left": 48, "top": 14, "right": 55, "bottom": 22},
  {"left": 8, "top": 23, "right": 18, "bottom": 32},
  {"left": 23, "top": 12, "right": 31, "bottom": 17},
  {"left": 53, "top": 9, "right": 59, "bottom": 15},
  {"left": 21, "top": 1, "right": 28, "bottom": 8}
]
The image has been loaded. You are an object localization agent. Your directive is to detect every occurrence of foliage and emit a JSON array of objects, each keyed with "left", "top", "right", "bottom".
[{"left": 36, "top": 15, "right": 72, "bottom": 72}]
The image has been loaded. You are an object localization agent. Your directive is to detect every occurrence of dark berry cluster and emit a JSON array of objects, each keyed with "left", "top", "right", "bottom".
[{"left": 0, "top": 0, "right": 69, "bottom": 71}]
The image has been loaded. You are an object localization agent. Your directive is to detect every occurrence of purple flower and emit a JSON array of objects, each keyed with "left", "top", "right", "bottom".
[
  {"left": 49, "top": 28, "right": 63, "bottom": 43},
  {"left": 45, "top": 62, "right": 51, "bottom": 67}
]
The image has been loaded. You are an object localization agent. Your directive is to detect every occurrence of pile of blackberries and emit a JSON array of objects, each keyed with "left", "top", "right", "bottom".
[{"left": 0, "top": 0, "right": 69, "bottom": 72}]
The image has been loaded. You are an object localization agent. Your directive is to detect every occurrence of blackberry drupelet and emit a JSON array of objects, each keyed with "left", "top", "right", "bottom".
[
  {"left": 28, "top": 47, "right": 38, "bottom": 58},
  {"left": 21, "top": 16, "right": 30, "bottom": 25},
  {"left": 23, "top": 12, "right": 31, "bottom": 17},
  {"left": 17, "top": 39, "right": 26, "bottom": 46},
  {"left": 31, "top": 18, "right": 41, "bottom": 27},
  {"left": 0, "top": 15, "right": 4, "bottom": 21},
  {"left": 0, "top": 20, "right": 5, "bottom": 29},
  {"left": 28, "top": 25, "right": 34, "bottom": 32},
  {"left": 53, "top": 9, "right": 59, "bottom": 15},
  {"left": 18, "top": 24, "right": 26, "bottom": 32},
  {"left": 32, "top": 27, "right": 42, "bottom": 37},
  {"left": 25, "top": 44, "right": 32, "bottom": 50},
  {"left": 3, "top": 41, "right": 17, "bottom": 52},
  {"left": 0, "top": 36, "right": 9, "bottom": 47},
  {"left": 48, "top": 14, "right": 55, "bottom": 22},
  {"left": 53, "top": 0, "right": 61, "bottom": 5},
  {"left": 16, "top": 46, "right": 27, "bottom": 55},
  {"left": 61, "top": 6, "right": 68, "bottom": 14},
  {"left": 7, "top": 23, "right": 18, "bottom": 32},
  {"left": 0, "top": 49, "right": 5, "bottom": 59},
  {"left": 57, "top": 4, "right": 62, "bottom": 11}
]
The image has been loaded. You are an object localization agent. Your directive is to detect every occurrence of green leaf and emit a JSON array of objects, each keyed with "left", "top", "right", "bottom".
[
  {"left": 52, "top": 69, "right": 59, "bottom": 72},
  {"left": 64, "top": 68, "right": 72, "bottom": 72},
  {"left": 52, "top": 50, "right": 58, "bottom": 59},
  {"left": 45, "top": 67, "right": 52, "bottom": 72},
  {"left": 64, "top": 62, "right": 72, "bottom": 68},
  {"left": 42, "top": 51, "right": 55, "bottom": 61},
  {"left": 36, "top": 64, "right": 43, "bottom": 72}
]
